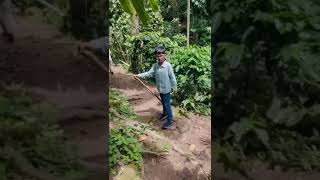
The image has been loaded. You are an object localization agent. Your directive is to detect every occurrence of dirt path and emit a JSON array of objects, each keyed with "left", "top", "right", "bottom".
[
  {"left": 109, "top": 64, "right": 320, "bottom": 180},
  {"left": 0, "top": 15, "right": 107, "bottom": 179},
  {"left": 109, "top": 66, "right": 212, "bottom": 180}
]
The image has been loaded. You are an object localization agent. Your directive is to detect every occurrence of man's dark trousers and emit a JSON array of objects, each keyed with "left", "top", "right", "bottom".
[{"left": 160, "top": 93, "right": 173, "bottom": 128}]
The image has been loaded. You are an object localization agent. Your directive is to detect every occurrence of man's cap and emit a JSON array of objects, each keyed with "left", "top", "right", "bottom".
[{"left": 154, "top": 45, "right": 166, "bottom": 53}]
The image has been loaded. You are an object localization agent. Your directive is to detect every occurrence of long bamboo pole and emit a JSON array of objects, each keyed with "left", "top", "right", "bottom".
[{"left": 134, "top": 76, "right": 162, "bottom": 103}]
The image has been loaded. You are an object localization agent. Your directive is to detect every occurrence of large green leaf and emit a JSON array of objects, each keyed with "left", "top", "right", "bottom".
[
  {"left": 149, "top": 0, "right": 159, "bottom": 11},
  {"left": 266, "top": 97, "right": 308, "bottom": 126},
  {"left": 131, "top": 0, "right": 150, "bottom": 25},
  {"left": 119, "top": 0, "right": 136, "bottom": 15}
]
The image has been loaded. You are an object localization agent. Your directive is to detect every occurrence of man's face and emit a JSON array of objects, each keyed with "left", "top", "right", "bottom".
[{"left": 156, "top": 52, "right": 166, "bottom": 64}]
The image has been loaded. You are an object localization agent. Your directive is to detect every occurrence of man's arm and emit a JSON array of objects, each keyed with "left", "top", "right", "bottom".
[
  {"left": 168, "top": 64, "right": 177, "bottom": 91},
  {"left": 137, "top": 64, "right": 155, "bottom": 79}
]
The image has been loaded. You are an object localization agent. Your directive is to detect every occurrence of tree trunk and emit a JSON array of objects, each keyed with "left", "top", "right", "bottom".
[
  {"left": 131, "top": 14, "right": 140, "bottom": 74},
  {"left": 131, "top": 14, "right": 139, "bottom": 35},
  {"left": 187, "top": 0, "right": 190, "bottom": 45}
]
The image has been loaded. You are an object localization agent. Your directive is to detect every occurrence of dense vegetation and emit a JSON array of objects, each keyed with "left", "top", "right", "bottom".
[
  {"left": 109, "top": 0, "right": 211, "bottom": 177},
  {"left": 110, "top": 0, "right": 211, "bottom": 115},
  {"left": 211, "top": 0, "right": 320, "bottom": 176},
  {"left": 12, "top": 0, "right": 106, "bottom": 40},
  {"left": 0, "top": 92, "right": 88, "bottom": 179},
  {"left": 0, "top": 1, "right": 107, "bottom": 179},
  {"left": 108, "top": 90, "right": 143, "bottom": 175}
]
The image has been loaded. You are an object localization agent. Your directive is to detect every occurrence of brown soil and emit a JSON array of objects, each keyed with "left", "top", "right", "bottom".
[
  {"left": 110, "top": 66, "right": 212, "bottom": 180},
  {"left": 109, "top": 62, "right": 320, "bottom": 180},
  {"left": 0, "top": 15, "right": 107, "bottom": 179}
]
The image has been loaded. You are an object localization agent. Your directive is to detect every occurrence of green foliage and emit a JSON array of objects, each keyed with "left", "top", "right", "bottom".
[
  {"left": 119, "top": 0, "right": 136, "bottom": 15},
  {"left": 131, "top": 0, "right": 150, "bottom": 25},
  {"left": 0, "top": 94, "right": 87, "bottom": 179},
  {"left": 211, "top": 0, "right": 320, "bottom": 174},
  {"left": 191, "top": 19, "right": 211, "bottom": 46},
  {"left": 110, "top": 0, "right": 134, "bottom": 64},
  {"left": 129, "top": 32, "right": 211, "bottom": 115},
  {"left": 110, "top": 0, "right": 165, "bottom": 65},
  {"left": 131, "top": 32, "right": 186, "bottom": 73},
  {"left": 108, "top": 89, "right": 143, "bottom": 175},
  {"left": 119, "top": 0, "right": 160, "bottom": 25},
  {"left": 159, "top": 0, "right": 210, "bottom": 45},
  {"left": 109, "top": 89, "right": 137, "bottom": 120},
  {"left": 139, "top": 9, "right": 165, "bottom": 33},
  {"left": 149, "top": 0, "right": 160, "bottom": 11},
  {"left": 111, "top": 0, "right": 211, "bottom": 114},
  {"left": 170, "top": 45, "right": 211, "bottom": 115},
  {"left": 109, "top": 126, "right": 142, "bottom": 175},
  {"left": 163, "top": 18, "right": 181, "bottom": 37}
]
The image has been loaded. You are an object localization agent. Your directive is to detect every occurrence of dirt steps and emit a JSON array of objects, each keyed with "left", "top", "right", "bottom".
[
  {"left": 0, "top": 14, "right": 108, "bottom": 179},
  {"left": 110, "top": 66, "right": 212, "bottom": 180}
]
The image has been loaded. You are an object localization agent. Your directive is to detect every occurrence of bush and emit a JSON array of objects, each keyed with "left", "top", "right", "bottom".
[
  {"left": 211, "top": 0, "right": 320, "bottom": 173},
  {"left": 0, "top": 94, "right": 87, "bottom": 179},
  {"left": 109, "top": 0, "right": 133, "bottom": 64},
  {"left": 170, "top": 45, "right": 211, "bottom": 115},
  {"left": 130, "top": 32, "right": 211, "bottom": 115},
  {"left": 109, "top": 126, "right": 142, "bottom": 175},
  {"left": 109, "top": 89, "right": 143, "bottom": 175},
  {"left": 131, "top": 32, "right": 186, "bottom": 73}
]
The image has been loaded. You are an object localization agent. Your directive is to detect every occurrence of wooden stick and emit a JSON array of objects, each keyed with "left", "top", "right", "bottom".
[
  {"left": 81, "top": 49, "right": 108, "bottom": 72},
  {"left": 35, "top": 0, "right": 65, "bottom": 16},
  {"left": 141, "top": 149, "right": 171, "bottom": 156},
  {"left": 134, "top": 76, "right": 162, "bottom": 103},
  {"left": 80, "top": 49, "right": 113, "bottom": 74},
  {"left": 119, "top": 60, "right": 130, "bottom": 67}
]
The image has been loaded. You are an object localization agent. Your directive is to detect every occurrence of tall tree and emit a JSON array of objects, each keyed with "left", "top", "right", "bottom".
[
  {"left": 187, "top": 0, "right": 190, "bottom": 45},
  {"left": 118, "top": 0, "right": 160, "bottom": 73},
  {"left": 119, "top": 0, "right": 159, "bottom": 26}
]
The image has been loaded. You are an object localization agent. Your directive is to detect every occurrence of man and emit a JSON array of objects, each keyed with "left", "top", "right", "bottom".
[
  {"left": 78, "top": 36, "right": 113, "bottom": 74},
  {"left": 134, "top": 45, "right": 177, "bottom": 129}
]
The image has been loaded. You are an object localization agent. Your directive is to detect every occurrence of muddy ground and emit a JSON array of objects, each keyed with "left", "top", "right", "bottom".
[
  {"left": 109, "top": 66, "right": 212, "bottom": 180},
  {"left": 0, "top": 15, "right": 107, "bottom": 179}
]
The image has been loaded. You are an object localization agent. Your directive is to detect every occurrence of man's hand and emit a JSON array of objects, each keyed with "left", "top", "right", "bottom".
[{"left": 133, "top": 74, "right": 139, "bottom": 80}]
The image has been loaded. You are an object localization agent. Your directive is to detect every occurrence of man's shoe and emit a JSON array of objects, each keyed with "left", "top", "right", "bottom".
[
  {"left": 159, "top": 113, "right": 167, "bottom": 121},
  {"left": 162, "top": 122, "right": 172, "bottom": 130}
]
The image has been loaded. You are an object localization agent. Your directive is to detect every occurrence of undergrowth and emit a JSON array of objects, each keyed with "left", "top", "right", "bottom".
[
  {"left": 128, "top": 32, "right": 211, "bottom": 116},
  {"left": 109, "top": 89, "right": 137, "bottom": 121},
  {"left": 109, "top": 89, "right": 143, "bottom": 176},
  {"left": 0, "top": 92, "right": 88, "bottom": 180}
]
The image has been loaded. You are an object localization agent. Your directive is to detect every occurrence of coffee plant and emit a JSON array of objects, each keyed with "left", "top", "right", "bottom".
[
  {"left": 109, "top": 126, "right": 142, "bottom": 175},
  {"left": 129, "top": 32, "right": 211, "bottom": 115},
  {"left": 211, "top": 0, "right": 320, "bottom": 175},
  {"left": 170, "top": 45, "right": 211, "bottom": 115},
  {"left": 109, "top": 89, "right": 143, "bottom": 175}
]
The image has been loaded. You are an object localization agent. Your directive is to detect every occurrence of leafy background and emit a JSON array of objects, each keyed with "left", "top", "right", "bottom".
[
  {"left": 210, "top": 0, "right": 320, "bottom": 175},
  {"left": 0, "top": 93, "right": 88, "bottom": 179},
  {"left": 110, "top": 0, "right": 211, "bottom": 115}
]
